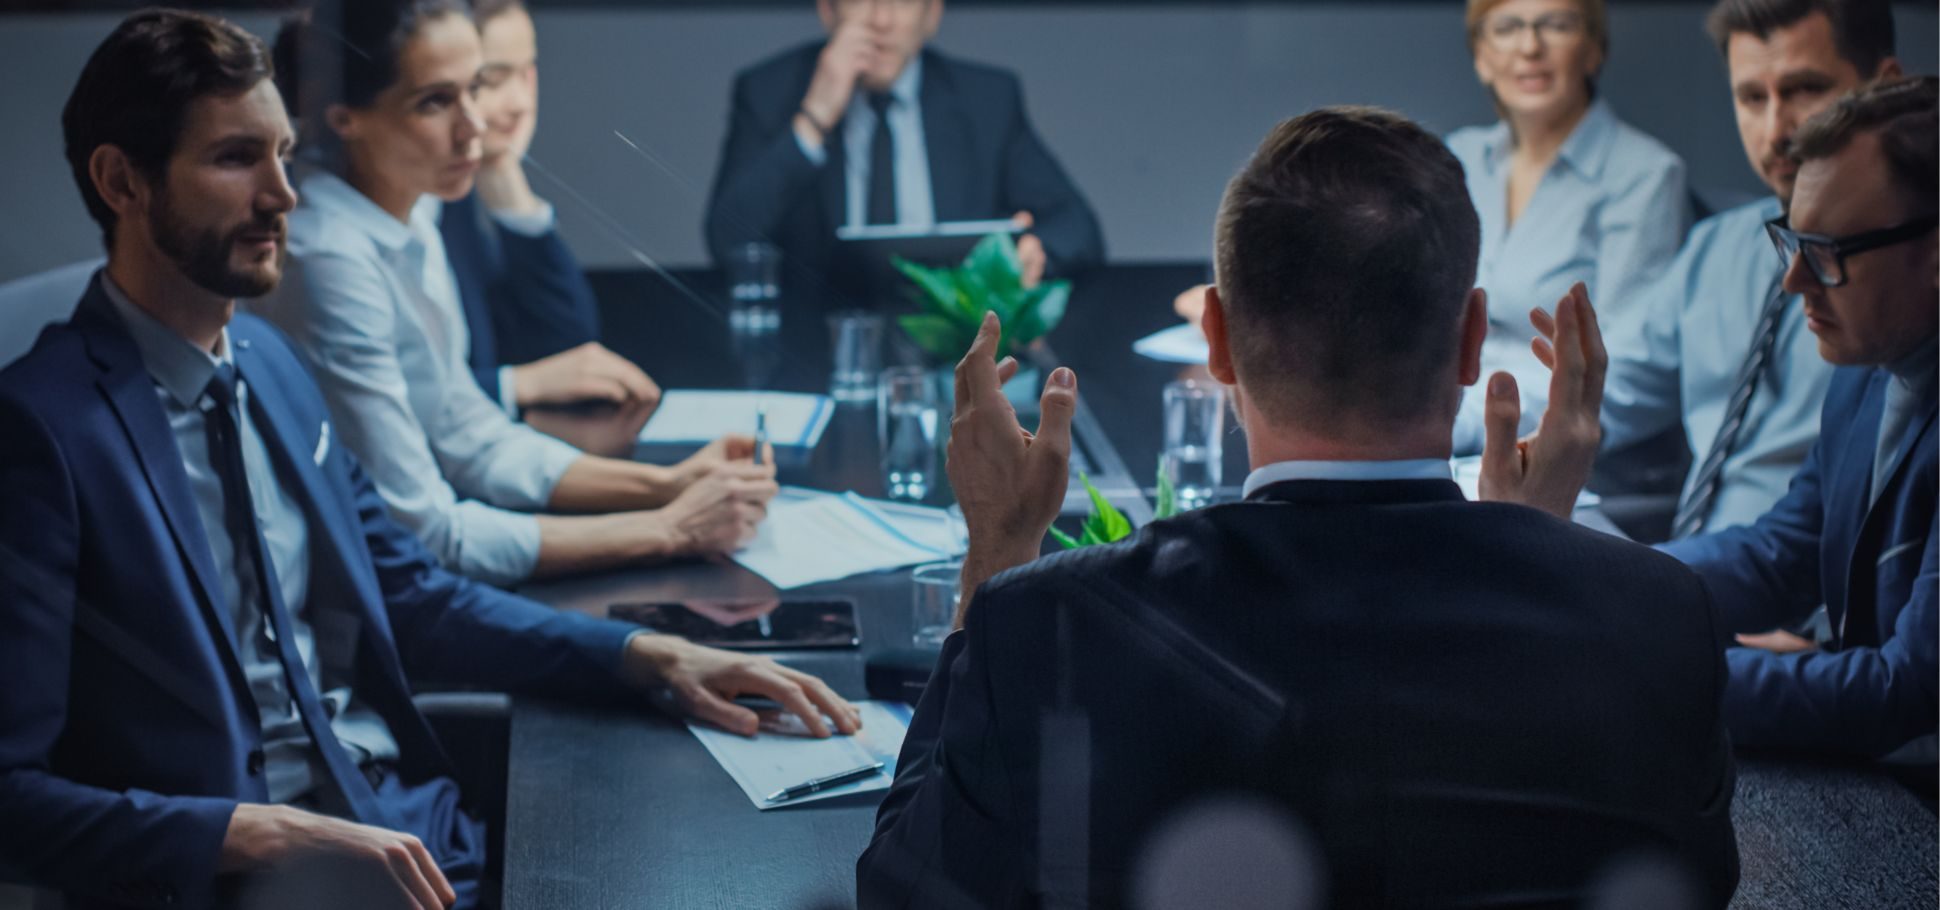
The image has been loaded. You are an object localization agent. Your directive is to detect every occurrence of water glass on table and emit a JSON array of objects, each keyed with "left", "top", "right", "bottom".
[
  {"left": 878, "top": 366, "right": 939, "bottom": 502},
  {"left": 1162, "top": 379, "right": 1226, "bottom": 510},
  {"left": 725, "top": 242, "right": 782, "bottom": 334},
  {"left": 828, "top": 312, "right": 884, "bottom": 403},
  {"left": 910, "top": 562, "right": 961, "bottom": 649}
]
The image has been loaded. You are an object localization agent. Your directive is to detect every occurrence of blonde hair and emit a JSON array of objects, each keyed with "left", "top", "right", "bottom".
[{"left": 1466, "top": 0, "right": 1609, "bottom": 58}]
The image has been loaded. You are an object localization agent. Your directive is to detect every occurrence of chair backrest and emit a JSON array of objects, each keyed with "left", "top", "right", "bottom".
[{"left": 0, "top": 260, "right": 100, "bottom": 370}]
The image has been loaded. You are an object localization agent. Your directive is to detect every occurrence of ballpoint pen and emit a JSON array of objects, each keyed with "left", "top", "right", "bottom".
[
  {"left": 753, "top": 404, "right": 768, "bottom": 466},
  {"left": 764, "top": 761, "right": 884, "bottom": 803}
]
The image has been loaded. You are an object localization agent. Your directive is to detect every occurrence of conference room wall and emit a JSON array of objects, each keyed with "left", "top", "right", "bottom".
[{"left": 0, "top": 2, "right": 1933, "bottom": 284}]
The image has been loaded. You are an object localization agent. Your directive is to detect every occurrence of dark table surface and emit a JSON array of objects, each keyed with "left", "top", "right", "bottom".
[{"left": 505, "top": 265, "right": 1936, "bottom": 909}]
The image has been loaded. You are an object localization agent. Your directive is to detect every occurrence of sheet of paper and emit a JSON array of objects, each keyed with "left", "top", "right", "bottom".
[
  {"left": 1450, "top": 455, "right": 1602, "bottom": 509},
  {"left": 689, "top": 700, "right": 915, "bottom": 810},
  {"left": 1133, "top": 323, "right": 1211, "bottom": 364},
  {"left": 734, "top": 491, "right": 955, "bottom": 589},
  {"left": 640, "top": 390, "right": 833, "bottom": 447}
]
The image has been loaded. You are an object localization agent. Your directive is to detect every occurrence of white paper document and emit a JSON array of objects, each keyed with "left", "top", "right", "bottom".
[
  {"left": 639, "top": 390, "right": 834, "bottom": 448},
  {"left": 1132, "top": 323, "right": 1211, "bottom": 364},
  {"left": 689, "top": 700, "right": 915, "bottom": 810},
  {"left": 735, "top": 490, "right": 956, "bottom": 589}
]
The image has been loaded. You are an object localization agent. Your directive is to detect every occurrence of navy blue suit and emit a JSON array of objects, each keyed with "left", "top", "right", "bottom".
[
  {"left": 439, "top": 192, "right": 601, "bottom": 401},
  {"left": 860, "top": 480, "right": 1740, "bottom": 908},
  {"left": 1663, "top": 364, "right": 1938, "bottom": 758},
  {"left": 705, "top": 44, "right": 1105, "bottom": 291},
  {"left": 0, "top": 276, "right": 638, "bottom": 908}
]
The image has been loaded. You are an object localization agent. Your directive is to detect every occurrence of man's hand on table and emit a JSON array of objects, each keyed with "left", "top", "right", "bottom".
[
  {"left": 947, "top": 312, "right": 1077, "bottom": 627},
  {"left": 512, "top": 342, "right": 660, "bottom": 411},
  {"left": 622, "top": 634, "right": 862, "bottom": 738},
  {"left": 221, "top": 804, "right": 456, "bottom": 910},
  {"left": 1737, "top": 629, "right": 1818, "bottom": 654},
  {"left": 1478, "top": 282, "right": 1606, "bottom": 520}
]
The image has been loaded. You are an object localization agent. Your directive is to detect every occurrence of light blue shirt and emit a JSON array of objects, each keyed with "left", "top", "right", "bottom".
[
  {"left": 1243, "top": 458, "right": 1453, "bottom": 498},
  {"left": 1446, "top": 100, "right": 1690, "bottom": 454},
  {"left": 252, "top": 170, "right": 583, "bottom": 586},
  {"left": 1597, "top": 198, "right": 1834, "bottom": 531},
  {"left": 796, "top": 56, "right": 936, "bottom": 228},
  {"left": 103, "top": 276, "right": 397, "bottom": 803}
]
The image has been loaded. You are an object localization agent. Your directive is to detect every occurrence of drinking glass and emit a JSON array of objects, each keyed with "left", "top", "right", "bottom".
[
  {"left": 725, "top": 242, "right": 782, "bottom": 333},
  {"left": 1162, "top": 380, "right": 1226, "bottom": 510},
  {"left": 828, "top": 311, "right": 884, "bottom": 402},
  {"left": 910, "top": 562, "right": 960, "bottom": 648},
  {"left": 878, "top": 366, "right": 939, "bottom": 502}
]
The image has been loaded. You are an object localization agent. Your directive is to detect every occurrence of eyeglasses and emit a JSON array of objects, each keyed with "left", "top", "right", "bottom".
[
  {"left": 1479, "top": 11, "right": 1586, "bottom": 51},
  {"left": 1765, "top": 214, "right": 1939, "bottom": 288}
]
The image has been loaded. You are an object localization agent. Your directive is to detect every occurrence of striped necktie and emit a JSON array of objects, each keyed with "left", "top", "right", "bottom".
[{"left": 1671, "top": 277, "right": 1790, "bottom": 539}]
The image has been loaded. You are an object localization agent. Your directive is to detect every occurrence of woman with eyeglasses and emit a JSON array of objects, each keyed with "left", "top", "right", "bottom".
[
  {"left": 1443, "top": 0, "right": 1690, "bottom": 453},
  {"left": 256, "top": 0, "right": 781, "bottom": 587}
]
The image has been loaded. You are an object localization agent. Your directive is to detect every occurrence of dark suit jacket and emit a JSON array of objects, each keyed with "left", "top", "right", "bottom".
[
  {"left": 439, "top": 192, "right": 601, "bottom": 401},
  {"left": 705, "top": 43, "right": 1105, "bottom": 298},
  {"left": 859, "top": 480, "right": 1739, "bottom": 908},
  {"left": 0, "top": 275, "right": 638, "bottom": 909},
  {"left": 1664, "top": 364, "right": 1938, "bottom": 758}
]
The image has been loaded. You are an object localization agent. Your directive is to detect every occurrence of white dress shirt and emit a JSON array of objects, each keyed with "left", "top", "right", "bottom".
[
  {"left": 795, "top": 55, "right": 937, "bottom": 228},
  {"left": 1243, "top": 458, "right": 1454, "bottom": 498},
  {"left": 253, "top": 170, "right": 583, "bottom": 585}
]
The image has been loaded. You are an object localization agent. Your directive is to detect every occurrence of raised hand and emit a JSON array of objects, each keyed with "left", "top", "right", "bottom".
[{"left": 1477, "top": 281, "right": 1607, "bottom": 519}]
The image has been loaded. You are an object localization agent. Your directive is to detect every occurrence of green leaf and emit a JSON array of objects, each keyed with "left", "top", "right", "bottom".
[
  {"left": 1081, "top": 473, "right": 1133, "bottom": 542},
  {"left": 898, "top": 314, "right": 972, "bottom": 360},
  {"left": 1048, "top": 526, "right": 1082, "bottom": 550},
  {"left": 965, "top": 233, "right": 1024, "bottom": 301},
  {"left": 892, "top": 257, "right": 958, "bottom": 311},
  {"left": 1030, "top": 281, "right": 1071, "bottom": 336},
  {"left": 1155, "top": 455, "right": 1177, "bottom": 519}
]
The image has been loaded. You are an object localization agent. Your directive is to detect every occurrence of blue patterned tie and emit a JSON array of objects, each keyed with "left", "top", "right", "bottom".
[
  {"left": 1671, "top": 278, "right": 1790, "bottom": 539},
  {"left": 203, "top": 364, "right": 389, "bottom": 824}
]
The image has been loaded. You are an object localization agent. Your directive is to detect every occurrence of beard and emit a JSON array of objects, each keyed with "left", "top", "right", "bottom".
[{"left": 148, "top": 188, "right": 285, "bottom": 299}]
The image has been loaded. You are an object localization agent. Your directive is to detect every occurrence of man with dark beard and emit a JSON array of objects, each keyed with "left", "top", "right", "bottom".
[{"left": 0, "top": 10, "right": 857, "bottom": 908}]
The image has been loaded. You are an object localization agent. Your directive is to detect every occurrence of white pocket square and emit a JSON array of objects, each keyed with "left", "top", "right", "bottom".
[{"left": 314, "top": 421, "right": 331, "bottom": 465}]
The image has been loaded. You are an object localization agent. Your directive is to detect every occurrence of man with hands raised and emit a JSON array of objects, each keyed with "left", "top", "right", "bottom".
[
  {"left": 859, "top": 108, "right": 1737, "bottom": 908},
  {"left": 705, "top": 0, "right": 1104, "bottom": 297}
]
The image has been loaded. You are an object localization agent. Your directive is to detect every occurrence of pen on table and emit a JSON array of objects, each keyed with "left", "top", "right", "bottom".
[
  {"left": 753, "top": 405, "right": 768, "bottom": 466},
  {"left": 764, "top": 761, "right": 884, "bottom": 803}
]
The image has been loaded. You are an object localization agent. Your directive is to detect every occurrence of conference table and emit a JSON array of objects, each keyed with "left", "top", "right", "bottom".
[{"left": 501, "top": 265, "right": 1936, "bottom": 908}]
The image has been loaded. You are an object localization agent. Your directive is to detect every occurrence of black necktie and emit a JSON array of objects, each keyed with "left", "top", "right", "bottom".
[
  {"left": 866, "top": 92, "right": 897, "bottom": 226},
  {"left": 203, "top": 364, "right": 388, "bottom": 824},
  {"left": 1671, "top": 278, "right": 1790, "bottom": 539}
]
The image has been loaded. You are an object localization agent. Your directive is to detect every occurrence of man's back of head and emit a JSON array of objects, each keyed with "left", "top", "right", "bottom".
[{"left": 1213, "top": 107, "right": 1482, "bottom": 441}]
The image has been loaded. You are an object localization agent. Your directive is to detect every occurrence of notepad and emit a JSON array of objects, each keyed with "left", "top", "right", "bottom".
[
  {"left": 1133, "top": 323, "right": 1211, "bottom": 364},
  {"left": 688, "top": 700, "right": 914, "bottom": 810},
  {"left": 735, "top": 491, "right": 956, "bottom": 590},
  {"left": 639, "top": 390, "right": 834, "bottom": 448}
]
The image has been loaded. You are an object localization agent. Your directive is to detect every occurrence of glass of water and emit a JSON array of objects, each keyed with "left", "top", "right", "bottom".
[
  {"left": 828, "top": 311, "right": 884, "bottom": 403},
  {"left": 910, "top": 562, "right": 960, "bottom": 648},
  {"left": 726, "top": 242, "right": 782, "bottom": 333},
  {"left": 878, "top": 366, "right": 939, "bottom": 502},
  {"left": 1162, "top": 379, "right": 1226, "bottom": 510}
]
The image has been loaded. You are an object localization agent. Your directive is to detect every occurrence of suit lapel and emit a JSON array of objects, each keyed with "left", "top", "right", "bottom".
[
  {"left": 1831, "top": 372, "right": 1889, "bottom": 645},
  {"left": 919, "top": 52, "right": 971, "bottom": 221},
  {"left": 74, "top": 284, "right": 251, "bottom": 690}
]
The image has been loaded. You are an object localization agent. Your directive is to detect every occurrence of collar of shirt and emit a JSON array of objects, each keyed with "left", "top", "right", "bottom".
[
  {"left": 99, "top": 272, "right": 232, "bottom": 409},
  {"left": 1241, "top": 458, "right": 1454, "bottom": 498},
  {"left": 1480, "top": 97, "right": 1617, "bottom": 182},
  {"left": 297, "top": 169, "right": 419, "bottom": 254}
]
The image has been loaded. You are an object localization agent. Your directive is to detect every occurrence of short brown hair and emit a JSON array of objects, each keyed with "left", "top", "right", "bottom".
[
  {"left": 62, "top": 8, "right": 273, "bottom": 248},
  {"left": 1704, "top": 0, "right": 1896, "bottom": 75},
  {"left": 1792, "top": 76, "right": 1937, "bottom": 216},
  {"left": 1213, "top": 107, "right": 1481, "bottom": 430}
]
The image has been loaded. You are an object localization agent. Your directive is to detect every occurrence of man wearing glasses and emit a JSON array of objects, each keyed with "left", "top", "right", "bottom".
[
  {"left": 1593, "top": 0, "right": 1900, "bottom": 547},
  {"left": 703, "top": 0, "right": 1105, "bottom": 299},
  {"left": 1654, "top": 76, "right": 1937, "bottom": 761}
]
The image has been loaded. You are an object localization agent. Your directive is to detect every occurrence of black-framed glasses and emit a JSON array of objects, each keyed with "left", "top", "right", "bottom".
[
  {"left": 1765, "top": 214, "right": 1939, "bottom": 288},
  {"left": 1478, "top": 11, "right": 1586, "bottom": 51}
]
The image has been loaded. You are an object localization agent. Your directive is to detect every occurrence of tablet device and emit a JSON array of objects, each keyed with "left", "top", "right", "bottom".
[
  {"left": 831, "top": 220, "right": 1020, "bottom": 303},
  {"left": 608, "top": 599, "right": 861, "bottom": 650}
]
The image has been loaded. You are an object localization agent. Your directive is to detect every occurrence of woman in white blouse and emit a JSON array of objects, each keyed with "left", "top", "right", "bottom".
[
  {"left": 1444, "top": 0, "right": 1689, "bottom": 453},
  {"left": 255, "top": 0, "right": 775, "bottom": 585}
]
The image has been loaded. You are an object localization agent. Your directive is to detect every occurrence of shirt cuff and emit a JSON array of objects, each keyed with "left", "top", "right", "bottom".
[
  {"left": 489, "top": 200, "right": 556, "bottom": 238},
  {"left": 795, "top": 129, "right": 828, "bottom": 167},
  {"left": 497, "top": 365, "right": 521, "bottom": 416}
]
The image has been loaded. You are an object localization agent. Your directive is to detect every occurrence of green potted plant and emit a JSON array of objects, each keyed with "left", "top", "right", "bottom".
[
  {"left": 1048, "top": 460, "right": 1181, "bottom": 550},
  {"left": 892, "top": 233, "right": 1071, "bottom": 408}
]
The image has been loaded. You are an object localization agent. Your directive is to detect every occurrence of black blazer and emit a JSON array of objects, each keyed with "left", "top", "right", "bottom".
[
  {"left": 439, "top": 192, "right": 601, "bottom": 401},
  {"left": 859, "top": 479, "right": 1740, "bottom": 908},
  {"left": 704, "top": 43, "right": 1105, "bottom": 299}
]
